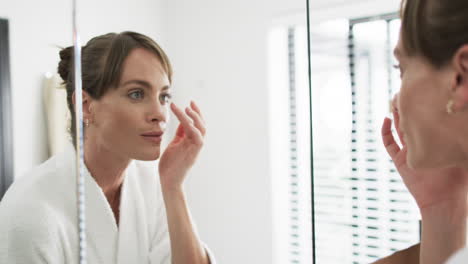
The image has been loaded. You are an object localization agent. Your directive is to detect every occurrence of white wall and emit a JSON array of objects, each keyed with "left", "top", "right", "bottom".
[
  {"left": 0, "top": 0, "right": 168, "bottom": 179},
  {"left": 163, "top": 1, "right": 272, "bottom": 262}
]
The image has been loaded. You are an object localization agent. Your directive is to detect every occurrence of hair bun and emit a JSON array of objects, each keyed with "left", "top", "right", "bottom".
[{"left": 58, "top": 46, "right": 73, "bottom": 82}]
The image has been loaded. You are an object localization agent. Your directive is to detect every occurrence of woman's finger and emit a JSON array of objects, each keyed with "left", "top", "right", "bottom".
[
  {"left": 190, "top": 101, "right": 205, "bottom": 123},
  {"left": 382, "top": 117, "right": 401, "bottom": 159},
  {"left": 170, "top": 103, "right": 202, "bottom": 142},
  {"left": 392, "top": 109, "right": 406, "bottom": 146},
  {"left": 175, "top": 123, "right": 185, "bottom": 137},
  {"left": 185, "top": 107, "right": 206, "bottom": 136}
]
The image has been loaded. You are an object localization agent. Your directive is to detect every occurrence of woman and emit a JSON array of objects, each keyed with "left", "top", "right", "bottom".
[
  {"left": 0, "top": 31, "right": 215, "bottom": 263},
  {"left": 375, "top": 0, "right": 468, "bottom": 263}
]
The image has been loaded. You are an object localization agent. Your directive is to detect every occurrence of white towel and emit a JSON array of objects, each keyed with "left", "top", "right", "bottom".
[{"left": 42, "top": 73, "right": 71, "bottom": 157}]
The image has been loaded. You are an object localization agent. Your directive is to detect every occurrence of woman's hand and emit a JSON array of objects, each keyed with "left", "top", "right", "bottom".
[
  {"left": 381, "top": 98, "right": 468, "bottom": 210},
  {"left": 157, "top": 102, "right": 211, "bottom": 264},
  {"left": 159, "top": 101, "right": 206, "bottom": 192}
]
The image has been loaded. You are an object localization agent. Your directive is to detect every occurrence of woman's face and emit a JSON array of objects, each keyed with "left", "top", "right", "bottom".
[
  {"left": 394, "top": 33, "right": 464, "bottom": 169},
  {"left": 87, "top": 48, "right": 171, "bottom": 161}
]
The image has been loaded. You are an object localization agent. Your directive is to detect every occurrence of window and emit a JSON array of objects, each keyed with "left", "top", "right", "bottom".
[
  {"left": 287, "top": 26, "right": 313, "bottom": 264},
  {"left": 269, "top": 12, "right": 419, "bottom": 264},
  {"left": 311, "top": 14, "right": 421, "bottom": 264}
]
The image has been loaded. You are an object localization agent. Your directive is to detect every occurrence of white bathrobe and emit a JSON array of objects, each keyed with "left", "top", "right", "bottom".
[{"left": 0, "top": 143, "right": 215, "bottom": 263}]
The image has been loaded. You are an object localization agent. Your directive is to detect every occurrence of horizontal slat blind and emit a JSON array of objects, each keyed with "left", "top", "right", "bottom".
[
  {"left": 347, "top": 18, "right": 420, "bottom": 264},
  {"left": 288, "top": 26, "right": 313, "bottom": 264}
]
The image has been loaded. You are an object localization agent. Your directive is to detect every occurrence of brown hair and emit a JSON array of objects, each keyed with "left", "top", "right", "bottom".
[
  {"left": 57, "top": 31, "right": 173, "bottom": 146},
  {"left": 400, "top": 0, "right": 468, "bottom": 68}
]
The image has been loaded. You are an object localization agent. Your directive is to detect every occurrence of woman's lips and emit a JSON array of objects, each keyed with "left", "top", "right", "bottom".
[
  {"left": 141, "top": 131, "right": 164, "bottom": 144},
  {"left": 142, "top": 135, "right": 162, "bottom": 144}
]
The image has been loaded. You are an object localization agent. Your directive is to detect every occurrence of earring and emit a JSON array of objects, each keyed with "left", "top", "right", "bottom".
[
  {"left": 446, "top": 99, "right": 454, "bottom": 114},
  {"left": 85, "top": 119, "right": 89, "bottom": 127}
]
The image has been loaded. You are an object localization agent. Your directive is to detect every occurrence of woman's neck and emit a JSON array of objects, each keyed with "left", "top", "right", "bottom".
[{"left": 83, "top": 138, "right": 130, "bottom": 217}]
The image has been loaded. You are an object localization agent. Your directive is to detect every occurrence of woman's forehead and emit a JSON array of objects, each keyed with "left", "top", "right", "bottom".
[{"left": 119, "top": 49, "right": 170, "bottom": 87}]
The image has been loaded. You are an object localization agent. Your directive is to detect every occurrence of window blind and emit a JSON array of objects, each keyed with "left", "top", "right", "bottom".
[
  {"left": 287, "top": 26, "right": 313, "bottom": 264},
  {"left": 288, "top": 26, "right": 301, "bottom": 263},
  {"left": 346, "top": 17, "right": 420, "bottom": 263}
]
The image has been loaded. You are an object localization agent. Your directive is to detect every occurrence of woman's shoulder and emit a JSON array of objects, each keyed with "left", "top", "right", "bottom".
[
  {"left": 0, "top": 195, "right": 61, "bottom": 234},
  {"left": 0, "top": 149, "right": 74, "bottom": 230},
  {"left": 2, "top": 152, "right": 70, "bottom": 203},
  {"left": 0, "top": 191, "right": 66, "bottom": 262},
  {"left": 0, "top": 186, "right": 65, "bottom": 260}
]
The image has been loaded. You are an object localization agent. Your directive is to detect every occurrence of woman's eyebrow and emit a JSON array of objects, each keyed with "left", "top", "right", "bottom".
[
  {"left": 122, "top": 80, "right": 171, "bottom": 91},
  {"left": 122, "top": 79, "right": 151, "bottom": 88}
]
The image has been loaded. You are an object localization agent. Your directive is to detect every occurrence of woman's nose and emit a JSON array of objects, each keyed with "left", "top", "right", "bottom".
[{"left": 148, "top": 101, "right": 167, "bottom": 123}]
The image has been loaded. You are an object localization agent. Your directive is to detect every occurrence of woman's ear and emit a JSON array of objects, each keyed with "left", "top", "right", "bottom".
[
  {"left": 451, "top": 45, "right": 468, "bottom": 112},
  {"left": 72, "top": 91, "right": 93, "bottom": 121},
  {"left": 83, "top": 91, "right": 94, "bottom": 123}
]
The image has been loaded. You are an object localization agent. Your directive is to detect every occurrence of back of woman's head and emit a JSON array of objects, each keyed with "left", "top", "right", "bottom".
[
  {"left": 401, "top": 0, "right": 468, "bottom": 67},
  {"left": 57, "top": 31, "right": 172, "bottom": 145}
]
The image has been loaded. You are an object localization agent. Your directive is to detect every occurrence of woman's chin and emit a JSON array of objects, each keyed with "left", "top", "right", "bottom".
[{"left": 132, "top": 149, "right": 161, "bottom": 161}]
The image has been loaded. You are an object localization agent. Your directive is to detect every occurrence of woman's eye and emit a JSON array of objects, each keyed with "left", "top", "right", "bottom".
[
  {"left": 129, "top": 90, "right": 144, "bottom": 100},
  {"left": 161, "top": 93, "right": 172, "bottom": 104}
]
